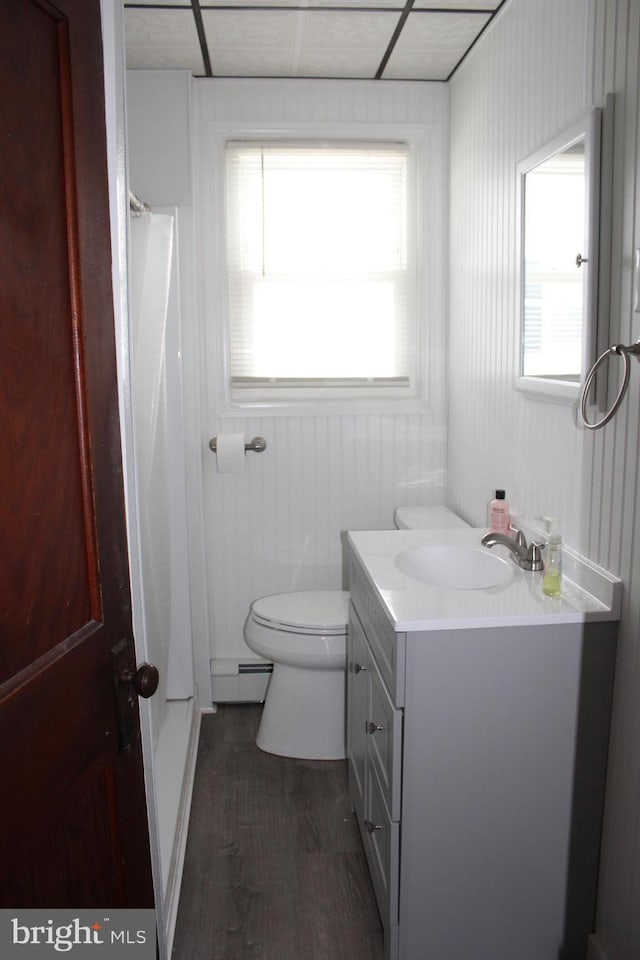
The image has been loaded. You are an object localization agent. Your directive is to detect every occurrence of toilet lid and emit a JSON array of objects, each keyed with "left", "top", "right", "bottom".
[{"left": 251, "top": 591, "right": 349, "bottom": 634}]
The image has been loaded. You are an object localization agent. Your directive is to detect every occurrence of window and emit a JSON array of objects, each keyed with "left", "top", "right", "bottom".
[{"left": 224, "top": 141, "right": 416, "bottom": 403}]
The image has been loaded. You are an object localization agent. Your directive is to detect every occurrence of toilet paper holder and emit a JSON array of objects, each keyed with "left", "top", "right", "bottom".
[{"left": 209, "top": 435, "right": 267, "bottom": 454}]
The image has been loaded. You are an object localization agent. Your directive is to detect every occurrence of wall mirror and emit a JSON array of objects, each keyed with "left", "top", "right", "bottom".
[{"left": 516, "top": 109, "right": 604, "bottom": 401}]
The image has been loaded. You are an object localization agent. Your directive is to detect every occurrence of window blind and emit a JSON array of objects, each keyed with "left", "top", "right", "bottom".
[{"left": 224, "top": 142, "right": 413, "bottom": 394}]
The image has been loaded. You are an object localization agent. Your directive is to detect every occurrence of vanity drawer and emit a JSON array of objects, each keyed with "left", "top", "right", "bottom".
[
  {"left": 366, "top": 653, "right": 402, "bottom": 822},
  {"left": 350, "top": 557, "right": 405, "bottom": 707},
  {"left": 363, "top": 761, "right": 400, "bottom": 940}
]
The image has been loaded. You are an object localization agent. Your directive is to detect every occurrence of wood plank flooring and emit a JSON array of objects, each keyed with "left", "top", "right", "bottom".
[{"left": 172, "top": 704, "right": 384, "bottom": 960}]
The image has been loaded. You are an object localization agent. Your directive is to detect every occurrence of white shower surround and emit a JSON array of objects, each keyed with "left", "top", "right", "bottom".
[{"left": 128, "top": 206, "right": 197, "bottom": 939}]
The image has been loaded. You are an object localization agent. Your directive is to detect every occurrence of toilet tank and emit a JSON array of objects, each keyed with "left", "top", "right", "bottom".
[{"left": 394, "top": 505, "right": 469, "bottom": 529}]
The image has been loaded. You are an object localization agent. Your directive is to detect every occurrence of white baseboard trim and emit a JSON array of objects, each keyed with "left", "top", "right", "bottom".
[
  {"left": 163, "top": 706, "right": 202, "bottom": 956},
  {"left": 587, "top": 934, "right": 611, "bottom": 960}
]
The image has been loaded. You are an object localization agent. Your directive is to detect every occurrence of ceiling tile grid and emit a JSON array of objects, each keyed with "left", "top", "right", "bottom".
[{"left": 124, "top": 1, "right": 507, "bottom": 81}]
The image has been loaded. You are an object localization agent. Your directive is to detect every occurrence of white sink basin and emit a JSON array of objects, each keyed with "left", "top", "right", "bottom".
[{"left": 395, "top": 544, "right": 514, "bottom": 590}]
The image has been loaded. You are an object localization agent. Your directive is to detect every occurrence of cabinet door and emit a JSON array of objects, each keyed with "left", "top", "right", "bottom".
[{"left": 347, "top": 603, "right": 371, "bottom": 824}]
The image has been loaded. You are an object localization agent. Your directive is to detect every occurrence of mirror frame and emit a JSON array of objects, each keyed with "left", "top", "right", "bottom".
[{"left": 515, "top": 108, "right": 602, "bottom": 403}]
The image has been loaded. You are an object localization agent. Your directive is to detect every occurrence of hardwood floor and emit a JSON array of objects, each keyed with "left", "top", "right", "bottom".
[{"left": 172, "top": 704, "right": 384, "bottom": 960}]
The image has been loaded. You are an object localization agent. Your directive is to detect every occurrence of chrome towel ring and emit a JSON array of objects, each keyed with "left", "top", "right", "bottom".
[{"left": 580, "top": 339, "right": 640, "bottom": 430}]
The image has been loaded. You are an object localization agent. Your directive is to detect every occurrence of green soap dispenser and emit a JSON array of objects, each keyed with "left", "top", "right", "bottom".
[{"left": 542, "top": 519, "right": 563, "bottom": 597}]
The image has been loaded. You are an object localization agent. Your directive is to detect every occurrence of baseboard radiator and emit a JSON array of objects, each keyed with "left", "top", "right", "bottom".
[{"left": 211, "top": 658, "right": 272, "bottom": 703}]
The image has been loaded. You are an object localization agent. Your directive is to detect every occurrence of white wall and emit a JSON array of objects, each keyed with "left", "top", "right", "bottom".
[
  {"left": 448, "top": 2, "right": 640, "bottom": 958},
  {"left": 194, "top": 79, "right": 449, "bottom": 663},
  {"left": 448, "top": 0, "right": 591, "bottom": 536}
]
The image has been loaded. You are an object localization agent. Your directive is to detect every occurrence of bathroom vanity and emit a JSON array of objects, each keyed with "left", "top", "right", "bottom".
[{"left": 347, "top": 527, "right": 621, "bottom": 960}]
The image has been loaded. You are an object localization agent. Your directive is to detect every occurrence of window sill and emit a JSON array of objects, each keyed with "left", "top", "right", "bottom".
[
  {"left": 515, "top": 376, "right": 580, "bottom": 405},
  {"left": 217, "top": 395, "right": 432, "bottom": 418}
]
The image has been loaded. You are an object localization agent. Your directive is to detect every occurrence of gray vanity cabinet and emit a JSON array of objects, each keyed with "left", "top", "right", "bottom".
[{"left": 347, "top": 551, "right": 617, "bottom": 960}]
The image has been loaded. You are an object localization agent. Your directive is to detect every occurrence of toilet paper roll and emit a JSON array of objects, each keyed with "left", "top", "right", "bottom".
[{"left": 215, "top": 434, "right": 245, "bottom": 474}]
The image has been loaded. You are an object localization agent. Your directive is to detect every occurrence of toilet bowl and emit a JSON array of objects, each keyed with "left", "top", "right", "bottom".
[{"left": 244, "top": 590, "right": 349, "bottom": 760}]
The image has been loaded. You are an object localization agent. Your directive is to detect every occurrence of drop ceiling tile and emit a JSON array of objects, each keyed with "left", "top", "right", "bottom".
[
  {"left": 296, "top": 47, "right": 386, "bottom": 78},
  {"left": 296, "top": 10, "right": 400, "bottom": 77},
  {"left": 211, "top": 47, "right": 379, "bottom": 80},
  {"left": 300, "top": 11, "right": 399, "bottom": 49},
  {"left": 413, "top": 0, "right": 501, "bottom": 9},
  {"left": 296, "top": 48, "right": 382, "bottom": 80},
  {"left": 125, "top": 0, "right": 191, "bottom": 6},
  {"left": 201, "top": 0, "right": 406, "bottom": 6},
  {"left": 204, "top": 10, "right": 298, "bottom": 48},
  {"left": 211, "top": 48, "right": 296, "bottom": 76},
  {"left": 203, "top": 9, "right": 398, "bottom": 78},
  {"left": 383, "top": 10, "right": 491, "bottom": 80},
  {"left": 203, "top": 9, "right": 298, "bottom": 75},
  {"left": 125, "top": 10, "right": 205, "bottom": 72}
]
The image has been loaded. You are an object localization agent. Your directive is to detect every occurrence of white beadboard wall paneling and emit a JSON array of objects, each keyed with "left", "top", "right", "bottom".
[
  {"left": 205, "top": 411, "right": 446, "bottom": 660},
  {"left": 196, "top": 79, "right": 449, "bottom": 662},
  {"left": 587, "top": 4, "right": 640, "bottom": 958},
  {"left": 449, "top": 2, "right": 640, "bottom": 959},
  {"left": 588, "top": 0, "right": 640, "bottom": 575},
  {"left": 448, "top": 0, "right": 590, "bottom": 536}
]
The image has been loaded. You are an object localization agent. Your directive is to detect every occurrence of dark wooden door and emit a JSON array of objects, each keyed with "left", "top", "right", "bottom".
[{"left": 0, "top": 0, "right": 155, "bottom": 907}]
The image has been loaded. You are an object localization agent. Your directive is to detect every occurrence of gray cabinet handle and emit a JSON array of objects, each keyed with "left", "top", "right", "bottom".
[
  {"left": 365, "top": 820, "right": 383, "bottom": 834},
  {"left": 367, "top": 721, "right": 383, "bottom": 734},
  {"left": 354, "top": 662, "right": 367, "bottom": 673}
]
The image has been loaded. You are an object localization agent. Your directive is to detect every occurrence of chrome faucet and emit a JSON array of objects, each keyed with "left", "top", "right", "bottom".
[{"left": 481, "top": 528, "right": 545, "bottom": 572}]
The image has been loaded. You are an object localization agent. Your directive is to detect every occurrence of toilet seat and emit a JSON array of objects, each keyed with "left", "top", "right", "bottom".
[
  {"left": 246, "top": 590, "right": 348, "bottom": 668},
  {"left": 244, "top": 590, "right": 350, "bottom": 759},
  {"left": 250, "top": 590, "right": 349, "bottom": 636}
]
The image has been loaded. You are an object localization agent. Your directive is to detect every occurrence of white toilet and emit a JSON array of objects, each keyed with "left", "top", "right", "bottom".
[
  {"left": 244, "top": 590, "right": 350, "bottom": 760},
  {"left": 245, "top": 506, "right": 467, "bottom": 761}
]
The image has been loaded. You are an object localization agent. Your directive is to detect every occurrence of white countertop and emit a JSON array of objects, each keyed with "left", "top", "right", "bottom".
[{"left": 348, "top": 527, "right": 622, "bottom": 632}]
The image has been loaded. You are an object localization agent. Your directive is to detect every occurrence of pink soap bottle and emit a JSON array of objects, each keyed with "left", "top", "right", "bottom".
[{"left": 489, "top": 489, "right": 511, "bottom": 535}]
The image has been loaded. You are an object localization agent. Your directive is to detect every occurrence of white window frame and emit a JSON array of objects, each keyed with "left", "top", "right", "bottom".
[{"left": 200, "top": 120, "right": 443, "bottom": 417}]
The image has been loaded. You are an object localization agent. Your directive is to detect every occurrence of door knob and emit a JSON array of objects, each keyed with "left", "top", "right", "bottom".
[
  {"left": 120, "top": 663, "right": 159, "bottom": 698},
  {"left": 111, "top": 640, "right": 160, "bottom": 751}
]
